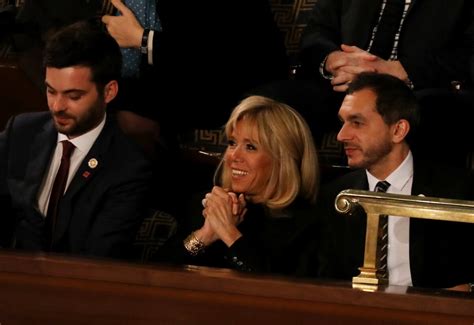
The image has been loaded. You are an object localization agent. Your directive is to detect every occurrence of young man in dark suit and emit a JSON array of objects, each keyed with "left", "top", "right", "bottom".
[
  {"left": 0, "top": 21, "right": 152, "bottom": 260},
  {"left": 316, "top": 72, "right": 474, "bottom": 289}
]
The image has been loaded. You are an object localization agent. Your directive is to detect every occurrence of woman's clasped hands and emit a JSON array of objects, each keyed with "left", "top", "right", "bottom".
[{"left": 196, "top": 186, "right": 247, "bottom": 247}]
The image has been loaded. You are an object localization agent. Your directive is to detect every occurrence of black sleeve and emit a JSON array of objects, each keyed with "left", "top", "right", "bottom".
[
  {"left": 299, "top": 0, "right": 343, "bottom": 75},
  {"left": 225, "top": 236, "right": 259, "bottom": 272}
]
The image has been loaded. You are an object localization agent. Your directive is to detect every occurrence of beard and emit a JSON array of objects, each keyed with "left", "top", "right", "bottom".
[
  {"left": 346, "top": 137, "right": 393, "bottom": 170},
  {"left": 359, "top": 141, "right": 393, "bottom": 169},
  {"left": 52, "top": 100, "right": 105, "bottom": 138}
]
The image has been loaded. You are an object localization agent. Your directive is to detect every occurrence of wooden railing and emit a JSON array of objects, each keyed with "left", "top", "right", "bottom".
[
  {"left": 335, "top": 189, "right": 474, "bottom": 290},
  {"left": 0, "top": 250, "right": 472, "bottom": 324}
]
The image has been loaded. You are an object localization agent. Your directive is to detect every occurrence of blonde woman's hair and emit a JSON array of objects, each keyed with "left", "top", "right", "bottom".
[{"left": 217, "top": 95, "right": 319, "bottom": 210}]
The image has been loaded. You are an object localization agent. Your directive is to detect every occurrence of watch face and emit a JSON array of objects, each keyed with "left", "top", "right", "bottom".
[{"left": 141, "top": 29, "right": 150, "bottom": 54}]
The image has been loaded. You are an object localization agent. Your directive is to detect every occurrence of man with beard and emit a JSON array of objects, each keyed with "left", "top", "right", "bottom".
[
  {"left": 313, "top": 72, "right": 474, "bottom": 290},
  {"left": 0, "top": 21, "right": 152, "bottom": 260}
]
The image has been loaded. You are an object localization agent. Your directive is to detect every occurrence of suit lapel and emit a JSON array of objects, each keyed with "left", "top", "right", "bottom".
[
  {"left": 409, "top": 159, "right": 432, "bottom": 286},
  {"left": 407, "top": 0, "right": 417, "bottom": 14},
  {"left": 352, "top": 169, "right": 369, "bottom": 190},
  {"left": 23, "top": 120, "right": 57, "bottom": 206},
  {"left": 411, "top": 168, "right": 432, "bottom": 197},
  {"left": 53, "top": 118, "right": 114, "bottom": 242},
  {"left": 345, "top": 0, "right": 383, "bottom": 46}
]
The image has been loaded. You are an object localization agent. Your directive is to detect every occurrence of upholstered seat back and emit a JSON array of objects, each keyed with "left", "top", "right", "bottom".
[
  {"left": 133, "top": 209, "right": 177, "bottom": 262},
  {"left": 269, "top": 0, "right": 318, "bottom": 65}
]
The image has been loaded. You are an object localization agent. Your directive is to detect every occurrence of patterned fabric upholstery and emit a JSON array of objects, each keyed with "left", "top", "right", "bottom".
[
  {"left": 133, "top": 209, "right": 177, "bottom": 262},
  {"left": 179, "top": 127, "right": 226, "bottom": 157},
  {"left": 269, "top": 0, "right": 318, "bottom": 58},
  {"left": 319, "top": 131, "right": 346, "bottom": 166}
]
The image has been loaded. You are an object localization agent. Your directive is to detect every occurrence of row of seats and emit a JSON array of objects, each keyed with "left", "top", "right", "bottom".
[{"left": 1, "top": 0, "right": 473, "bottom": 263}]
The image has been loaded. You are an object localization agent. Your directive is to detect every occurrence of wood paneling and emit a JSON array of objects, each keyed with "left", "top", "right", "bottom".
[{"left": 0, "top": 250, "right": 472, "bottom": 324}]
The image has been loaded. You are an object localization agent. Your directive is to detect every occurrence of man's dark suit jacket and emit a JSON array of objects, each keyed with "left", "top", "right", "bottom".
[
  {"left": 300, "top": 0, "right": 474, "bottom": 89},
  {"left": 316, "top": 159, "right": 474, "bottom": 288},
  {"left": 0, "top": 112, "right": 152, "bottom": 259}
]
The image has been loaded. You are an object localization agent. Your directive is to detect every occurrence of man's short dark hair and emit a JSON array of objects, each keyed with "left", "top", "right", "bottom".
[
  {"left": 347, "top": 72, "right": 420, "bottom": 130},
  {"left": 43, "top": 20, "right": 122, "bottom": 92}
]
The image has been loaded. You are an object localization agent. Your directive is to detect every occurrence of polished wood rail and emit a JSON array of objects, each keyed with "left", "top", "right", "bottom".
[{"left": 0, "top": 250, "right": 472, "bottom": 324}]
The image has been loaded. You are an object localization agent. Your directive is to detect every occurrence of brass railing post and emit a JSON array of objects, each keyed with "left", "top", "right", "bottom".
[{"left": 335, "top": 190, "right": 474, "bottom": 291}]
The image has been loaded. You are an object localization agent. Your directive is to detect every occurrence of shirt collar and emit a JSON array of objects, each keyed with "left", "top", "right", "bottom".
[
  {"left": 366, "top": 151, "right": 413, "bottom": 192},
  {"left": 57, "top": 113, "right": 106, "bottom": 155}
]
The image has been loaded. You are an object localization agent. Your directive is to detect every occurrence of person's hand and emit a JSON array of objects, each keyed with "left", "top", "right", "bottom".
[
  {"left": 202, "top": 186, "right": 247, "bottom": 247},
  {"left": 341, "top": 44, "right": 410, "bottom": 83},
  {"left": 227, "top": 191, "right": 247, "bottom": 221},
  {"left": 101, "top": 0, "right": 144, "bottom": 48},
  {"left": 366, "top": 59, "right": 410, "bottom": 82},
  {"left": 326, "top": 45, "right": 377, "bottom": 74},
  {"left": 447, "top": 283, "right": 472, "bottom": 292},
  {"left": 193, "top": 219, "right": 219, "bottom": 247},
  {"left": 325, "top": 45, "right": 377, "bottom": 91},
  {"left": 331, "top": 65, "right": 369, "bottom": 91}
]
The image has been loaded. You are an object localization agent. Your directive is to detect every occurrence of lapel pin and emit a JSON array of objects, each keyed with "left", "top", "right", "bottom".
[
  {"left": 88, "top": 158, "right": 98, "bottom": 169},
  {"left": 82, "top": 171, "right": 91, "bottom": 178}
]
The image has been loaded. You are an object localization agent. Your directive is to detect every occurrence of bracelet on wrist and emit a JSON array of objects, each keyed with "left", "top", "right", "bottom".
[
  {"left": 183, "top": 231, "right": 205, "bottom": 256},
  {"left": 319, "top": 54, "right": 333, "bottom": 80},
  {"left": 140, "top": 28, "right": 150, "bottom": 54}
]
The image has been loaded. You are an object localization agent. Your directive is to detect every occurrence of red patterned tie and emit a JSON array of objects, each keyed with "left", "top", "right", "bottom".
[{"left": 45, "top": 140, "right": 75, "bottom": 250}]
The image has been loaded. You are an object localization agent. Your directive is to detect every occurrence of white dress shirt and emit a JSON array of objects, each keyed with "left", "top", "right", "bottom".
[
  {"left": 37, "top": 115, "right": 106, "bottom": 217},
  {"left": 366, "top": 151, "right": 414, "bottom": 286}
]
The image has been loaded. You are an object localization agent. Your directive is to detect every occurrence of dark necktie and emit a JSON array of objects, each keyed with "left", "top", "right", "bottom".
[
  {"left": 374, "top": 180, "right": 391, "bottom": 279},
  {"left": 45, "top": 140, "right": 75, "bottom": 250},
  {"left": 370, "top": 0, "right": 405, "bottom": 60}
]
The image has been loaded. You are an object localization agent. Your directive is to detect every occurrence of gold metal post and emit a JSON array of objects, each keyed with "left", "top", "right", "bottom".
[{"left": 335, "top": 190, "right": 474, "bottom": 290}]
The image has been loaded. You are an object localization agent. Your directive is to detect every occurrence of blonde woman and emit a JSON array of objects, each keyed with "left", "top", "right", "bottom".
[{"left": 164, "top": 95, "right": 319, "bottom": 275}]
